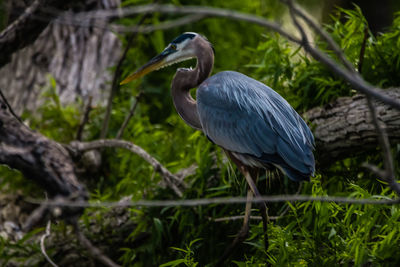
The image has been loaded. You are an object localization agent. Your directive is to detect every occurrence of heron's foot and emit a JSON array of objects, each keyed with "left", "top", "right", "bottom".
[{"left": 215, "top": 223, "right": 250, "bottom": 266}]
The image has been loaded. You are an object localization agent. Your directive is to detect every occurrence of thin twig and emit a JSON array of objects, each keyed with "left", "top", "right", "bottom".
[
  {"left": 43, "top": 4, "right": 400, "bottom": 110},
  {"left": 0, "top": 88, "right": 22, "bottom": 123},
  {"left": 23, "top": 204, "right": 49, "bottom": 232},
  {"left": 365, "top": 99, "right": 393, "bottom": 174},
  {"left": 100, "top": 1, "right": 158, "bottom": 139},
  {"left": 211, "top": 215, "right": 281, "bottom": 222},
  {"left": 26, "top": 194, "right": 400, "bottom": 209},
  {"left": 358, "top": 26, "right": 369, "bottom": 73},
  {"left": 284, "top": 0, "right": 400, "bottom": 196},
  {"left": 277, "top": 183, "right": 303, "bottom": 219},
  {"left": 43, "top": 4, "right": 301, "bottom": 44},
  {"left": 40, "top": 221, "right": 58, "bottom": 267},
  {"left": 0, "top": 0, "right": 41, "bottom": 39},
  {"left": 74, "top": 224, "right": 120, "bottom": 267},
  {"left": 282, "top": 0, "right": 355, "bottom": 73},
  {"left": 70, "top": 139, "right": 185, "bottom": 196},
  {"left": 212, "top": 215, "right": 262, "bottom": 222},
  {"left": 110, "top": 14, "right": 206, "bottom": 33},
  {"left": 287, "top": 1, "right": 308, "bottom": 46},
  {"left": 76, "top": 96, "right": 93, "bottom": 141},
  {"left": 363, "top": 97, "right": 400, "bottom": 196},
  {"left": 116, "top": 91, "right": 142, "bottom": 139}
]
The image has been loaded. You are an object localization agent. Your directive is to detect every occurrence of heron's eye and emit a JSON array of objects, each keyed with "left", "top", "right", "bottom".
[{"left": 170, "top": 44, "right": 177, "bottom": 50}]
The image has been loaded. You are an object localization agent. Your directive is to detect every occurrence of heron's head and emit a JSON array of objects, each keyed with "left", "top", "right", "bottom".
[{"left": 120, "top": 32, "right": 212, "bottom": 85}]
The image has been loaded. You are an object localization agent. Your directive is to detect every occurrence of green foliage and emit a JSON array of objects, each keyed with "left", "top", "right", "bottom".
[
  {"left": 160, "top": 239, "right": 201, "bottom": 267},
  {"left": 2, "top": 2, "right": 400, "bottom": 267},
  {"left": 26, "top": 77, "right": 81, "bottom": 143},
  {"left": 0, "top": 228, "right": 44, "bottom": 266}
]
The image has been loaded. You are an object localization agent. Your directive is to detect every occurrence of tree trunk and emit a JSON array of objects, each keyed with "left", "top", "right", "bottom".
[{"left": 0, "top": 0, "right": 121, "bottom": 114}]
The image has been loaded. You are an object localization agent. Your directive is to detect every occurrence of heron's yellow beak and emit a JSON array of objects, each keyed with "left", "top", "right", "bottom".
[{"left": 120, "top": 51, "right": 169, "bottom": 85}]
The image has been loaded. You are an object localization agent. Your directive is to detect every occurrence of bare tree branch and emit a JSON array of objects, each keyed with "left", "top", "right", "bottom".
[
  {"left": 76, "top": 96, "right": 93, "bottom": 141},
  {"left": 110, "top": 14, "right": 206, "bottom": 33},
  {"left": 45, "top": 4, "right": 301, "bottom": 44},
  {"left": 42, "top": 4, "right": 400, "bottom": 110},
  {"left": 284, "top": 0, "right": 400, "bottom": 195},
  {"left": 0, "top": 0, "right": 42, "bottom": 67},
  {"left": 74, "top": 224, "right": 121, "bottom": 267},
  {"left": 282, "top": 0, "right": 356, "bottom": 73},
  {"left": 69, "top": 139, "right": 186, "bottom": 197},
  {"left": 0, "top": 88, "right": 22, "bottom": 124},
  {"left": 358, "top": 26, "right": 369, "bottom": 73},
  {"left": 211, "top": 215, "right": 289, "bottom": 222},
  {"left": 364, "top": 97, "right": 399, "bottom": 196},
  {"left": 116, "top": 91, "right": 142, "bottom": 139},
  {"left": 40, "top": 220, "right": 58, "bottom": 267},
  {"left": 26, "top": 194, "right": 400, "bottom": 208}
]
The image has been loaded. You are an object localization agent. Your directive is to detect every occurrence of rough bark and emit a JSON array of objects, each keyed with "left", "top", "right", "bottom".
[
  {"left": 304, "top": 88, "right": 400, "bottom": 165},
  {"left": 0, "top": 99, "right": 87, "bottom": 199},
  {"left": 0, "top": 0, "right": 121, "bottom": 114},
  {"left": 0, "top": 0, "right": 83, "bottom": 68}
]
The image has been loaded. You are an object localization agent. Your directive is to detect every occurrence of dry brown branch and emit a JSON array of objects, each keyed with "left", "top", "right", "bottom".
[
  {"left": 212, "top": 215, "right": 286, "bottom": 222},
  {"left": 0, "top": 0, "right": 42, "bottom": 67},
  {"left": 42, "top": 4, "right": 400, "bottom": 110},
  {"left": 283, "top": 0, "right": 400, "bottom": 196},
  {"left": 69, "top": 139, "right": 186, "bottom": 197},
  {"left": 27, "top": 194, "right": 400, "bottom": 209},
  {"left": 212, "top": 183, "right": 303, "bottom": 224},
  {"left": 76, "top": 96, "right": 93, "bottom": 141},
  {"left": 363, "top": 97, "right": 399, "bottom": 196},
  {"left": 116, "top": 91, "right": 142, "bottom": 139},
  {"left": 45, "top": 4, "right": 301, "bottom": 44},
  {"left": 282, "top": 0, "right": 355, "bottom": 73},
  {"left": 23, "top": 204, "right": 49, "bottom": 232},
  {"left": 40, "top": 220, "right": 58, "bottom": 267},
  {"left": 358, "top": 26, "right": 369, "bottom": 73},
  {"left": 0, "top": 88, "right": 22, "bottom": 124},
  {"left": 110, "top": 14, "right": 206, "bottom": 33},
  {"left": 75, "top": 224, "right": 121, "bottom": 267}
]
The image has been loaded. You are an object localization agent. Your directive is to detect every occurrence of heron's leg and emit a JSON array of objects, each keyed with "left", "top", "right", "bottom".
[
  {"left": 243, "top": 170, "right": 269, "bottom": 250},
  {"left": 216, "top": 189, "right": 253, "bottom": 266}
]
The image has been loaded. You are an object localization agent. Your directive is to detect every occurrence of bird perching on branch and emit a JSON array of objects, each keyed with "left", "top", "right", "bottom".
[{"left": 121, "top": 32, "right": 315, "bottom": 257}]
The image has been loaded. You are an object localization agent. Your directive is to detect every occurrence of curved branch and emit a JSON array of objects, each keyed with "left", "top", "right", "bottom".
[
  {"left": 48, "top": 4, "right": 301, "bottom": 44},
  {"left": 69, "top": 139, "right": 186, "bottom": 197},
  {"left": 110, "top": 14, "right": 206, "bottom": 33},
  {"left": 48, "top": 4, "right": 400, "bottom": 110},
  {"left": 282, "top": 0, "right": 356, "bottom": 73}
]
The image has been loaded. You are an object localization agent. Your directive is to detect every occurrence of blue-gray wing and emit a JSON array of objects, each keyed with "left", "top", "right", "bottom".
[{"left": 196, "top": 71, "right": 315, "bottom": 181}]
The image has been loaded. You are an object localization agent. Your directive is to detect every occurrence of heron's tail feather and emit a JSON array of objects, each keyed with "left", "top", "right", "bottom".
[{"left": 254, "top": 152, "right": 311, "bottom": 182}]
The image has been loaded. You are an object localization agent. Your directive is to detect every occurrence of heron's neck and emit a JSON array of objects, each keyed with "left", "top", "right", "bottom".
[{"left": 171, "top": 43, "right": 214, "bottom": 130}]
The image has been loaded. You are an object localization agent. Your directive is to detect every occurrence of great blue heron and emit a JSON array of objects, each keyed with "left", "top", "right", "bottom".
[{"left": 121, "top": 32, "right": 315, "bottom": 259}]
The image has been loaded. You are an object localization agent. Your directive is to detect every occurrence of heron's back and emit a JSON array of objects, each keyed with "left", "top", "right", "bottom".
[{"left": 197, "top": 71, "right": 315, "bottom": 182}]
